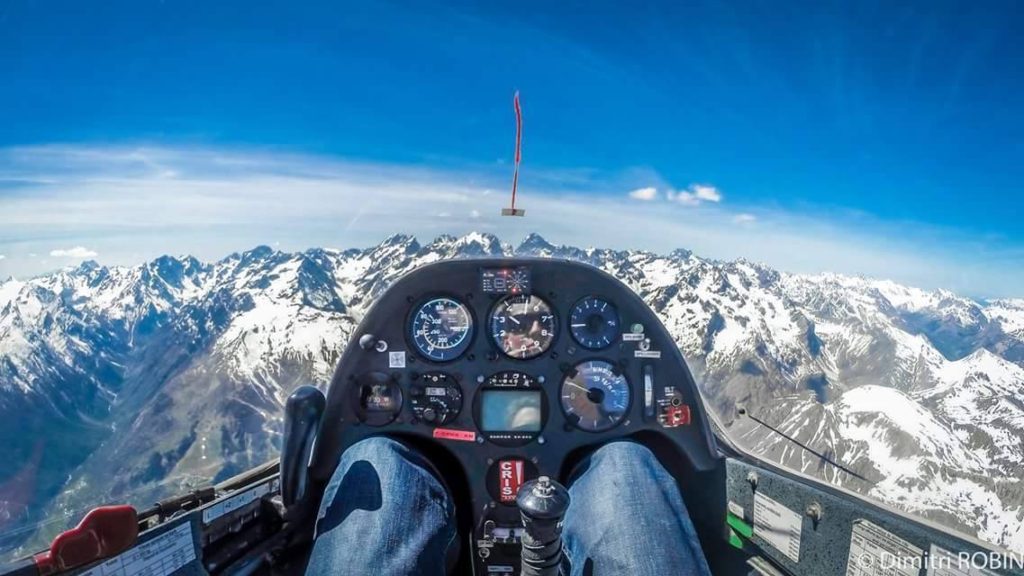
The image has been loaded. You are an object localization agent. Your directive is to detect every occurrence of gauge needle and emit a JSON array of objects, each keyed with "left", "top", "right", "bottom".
[
  {"left": 570, "top": 323, "right": 587, "bottom": 327},
  {"left": 567, "top": 382, "right": 589, "bottom": 393},
  {"left": 509, "top": 315, "right": 521, "bottom": 325}
]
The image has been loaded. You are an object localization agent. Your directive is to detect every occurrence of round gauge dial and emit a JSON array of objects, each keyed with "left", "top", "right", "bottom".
[
  {"left": 560, "top": 360, "right": 630, "bottom": 432},
  {"left": 409, "top": 297, "right": 474, "bottom": 362},
  {"left": 489, "top": 295, "right": 557, "bottom": 359},
  {"left": 353, "top": 372, "right": 403, "bottom": 426},
  {"left": 410, "top": 372, "right": 463, "bottom": 426},
  {"left": 569, "top": 297, "right": 620, "bottom": 350}
]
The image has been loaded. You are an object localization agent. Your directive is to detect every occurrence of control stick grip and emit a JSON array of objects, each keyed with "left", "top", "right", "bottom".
[
  {"left": 516, "top": 476, "right": 570, "bottom": 576},
  {"left": 280, "top": 385, "right": 326, "bottom": 512}
]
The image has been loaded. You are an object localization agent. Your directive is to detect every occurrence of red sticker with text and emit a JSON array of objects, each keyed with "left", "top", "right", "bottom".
[
  {"left": 498, "top": 459, "right": 526, "bottom": 503},
  {"left": 432, "top": 428, "right": 477, "bottom": 442},
  {"left": 669, "top": 405, "right": 691, "bottom": 426}
]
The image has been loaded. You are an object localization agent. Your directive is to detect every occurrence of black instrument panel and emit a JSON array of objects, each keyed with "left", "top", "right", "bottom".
[{"left": 311, "top": 258, "right": 719, "bottom": 575}]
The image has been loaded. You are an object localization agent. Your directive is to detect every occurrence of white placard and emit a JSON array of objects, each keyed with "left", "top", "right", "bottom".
[
  {"left": 202, "top": 480, "right": 271, "bottom": 524},
  {"left": 79, "top": 522, "right": 195, "bottom": 576},
  {"left": 728, "top": 500, "right": 745, "bottom": 520},
  {"left": 388, "top": 351, "right": 406, "bottom": 368},
  {"left": 845, "top": 519, "right": 923, "bottom": 576},
  {"left": 753, "top": 492, "right": 802, "bottom": 563}
]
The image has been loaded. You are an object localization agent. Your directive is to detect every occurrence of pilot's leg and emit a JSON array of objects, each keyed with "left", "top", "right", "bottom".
[
  {"left": 305, "top": 436, "right": 457, "bottom": 576},
  {"left": 561, "top": 442, "right": 711, "bottom": 576}
]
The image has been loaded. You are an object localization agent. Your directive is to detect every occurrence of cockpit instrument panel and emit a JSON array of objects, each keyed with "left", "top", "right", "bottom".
[{"left": 316, "top": 258, "right": 719, "bottom": 576}]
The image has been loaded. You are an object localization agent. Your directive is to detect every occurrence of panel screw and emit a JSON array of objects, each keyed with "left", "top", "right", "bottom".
[
  {"left": 747, "top": 471, "right": 759, "bottom": 490},
  {"left": 806, "top": 501, "right": 823, "bottom": 527}
]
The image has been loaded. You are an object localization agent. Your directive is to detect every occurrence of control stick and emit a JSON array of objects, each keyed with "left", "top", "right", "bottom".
[
  {"left": 516, "top": 476, "right": 570, "bottom": 576},
  {"left": 280, "top": 385, "right": 326, "bottom": 518}
]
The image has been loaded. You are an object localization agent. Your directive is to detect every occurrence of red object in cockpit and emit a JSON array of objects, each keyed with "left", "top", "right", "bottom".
[
  {"left": 498, "top": 459, "right": 526, "bottom": 503},
  {"left": 33, "top": 505, "right": 138, "bottom": 575}
]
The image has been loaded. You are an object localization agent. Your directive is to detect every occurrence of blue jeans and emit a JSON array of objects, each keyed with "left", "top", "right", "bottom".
[{"left": 306, "top": 437, "right": 711, "bottom": 575}]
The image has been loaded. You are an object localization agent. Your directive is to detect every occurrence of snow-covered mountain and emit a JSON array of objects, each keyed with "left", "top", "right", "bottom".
[{"left": 1, "top": 232, "right": 1022, "bottom": 555}]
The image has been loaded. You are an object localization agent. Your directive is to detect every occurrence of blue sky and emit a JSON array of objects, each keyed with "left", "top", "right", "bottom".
[{"left": 1, "top": 1, "right": 1023, "bottom": 297}]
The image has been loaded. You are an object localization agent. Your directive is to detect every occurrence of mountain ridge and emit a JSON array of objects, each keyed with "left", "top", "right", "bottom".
[{"left": 0, "top": 232, "right": 1022, "bottom": 555}]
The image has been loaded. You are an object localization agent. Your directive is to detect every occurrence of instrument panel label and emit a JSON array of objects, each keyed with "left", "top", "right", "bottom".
[
  {"left": 388, "top": 351, "right": 406, "bottom": 368},
  {"left": 432, "top": 427, "right": 477, "bottom": 442},
  {"left": 728, "top": 500, "right": 745, "bottom": 520},
  {"left": 845, "top": 519, "right": 922, "bottom": 576},
  {"left": 753, "top": 492, "right": 802, "bottom": 563},
  {"left": 79, "top": 522, "right": 195, "bottom": 576},
  {"left": 498, "top": 459, "right": 525, "bottom": 503},
  {"left": 202, "top": 479, "right": 273, "bottom": 524}
]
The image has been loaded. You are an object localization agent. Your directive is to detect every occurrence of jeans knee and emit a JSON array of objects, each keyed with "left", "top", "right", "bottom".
[
  {"left": 342, "top": 436, "right": 405, "bottom": 461},
  {"left": 590, "top": 441, "right": 658, "bottom": 470},
  {"left": 328, "top": 436, "right": 407, "bottom": 482},
  {"left": 578, "top": 441, "right": 675, "bottom": 495}
]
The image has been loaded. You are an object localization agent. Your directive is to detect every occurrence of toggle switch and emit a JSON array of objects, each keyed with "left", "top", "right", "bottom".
[{"left": 643, "top": 365, "right": 655, "bottom": 421}]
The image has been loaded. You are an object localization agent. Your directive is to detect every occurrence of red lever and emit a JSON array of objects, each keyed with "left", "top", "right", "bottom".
[{"left": 33, "top": 505, "right": 138, "bottom": 575}]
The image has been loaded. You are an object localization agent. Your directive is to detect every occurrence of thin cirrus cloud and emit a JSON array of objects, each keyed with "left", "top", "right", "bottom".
[
  {"left": 49, "top": 246, "right": 99, "bottom": 258},
  {"left": 0, "top": 143, "right": 1021, "bottom": 298}
]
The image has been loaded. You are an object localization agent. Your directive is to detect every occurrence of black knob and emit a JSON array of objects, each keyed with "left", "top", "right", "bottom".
[
  {"left": 516, "top": 476, "right": 570, "bottom": 576},
  {"left": 358, "top": 334, "right": 377, "bottom": 350},
  {"left": 422, "top": 407, "right": 438, "bottom": 423}
]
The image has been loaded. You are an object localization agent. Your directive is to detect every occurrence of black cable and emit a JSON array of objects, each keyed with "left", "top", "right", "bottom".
[{"left": 739, "top": 408, "right": 870, "bottom": 483}]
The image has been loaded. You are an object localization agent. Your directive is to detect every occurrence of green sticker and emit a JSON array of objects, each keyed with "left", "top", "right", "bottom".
[
  {"left": 728, "top": 528, "right": 744, "bottom": 550},
  {"left": 727, "top": 512, "right": 753, "bottom": 539}
]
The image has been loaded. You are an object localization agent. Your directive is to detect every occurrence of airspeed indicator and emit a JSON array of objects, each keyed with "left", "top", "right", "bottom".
[{"left": 410, "top": 297, "right": 474, "bottom": 362}]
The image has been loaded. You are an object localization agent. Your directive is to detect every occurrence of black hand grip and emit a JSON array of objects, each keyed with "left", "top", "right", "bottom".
[
  {"left": 516, "top": 476, "right": 570, "bottom": 576},
  {"left": 280, "top": 385, "right": 326, "bottom": 510}
]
